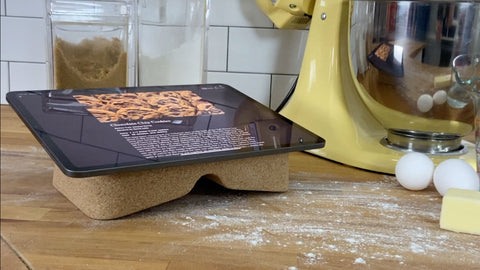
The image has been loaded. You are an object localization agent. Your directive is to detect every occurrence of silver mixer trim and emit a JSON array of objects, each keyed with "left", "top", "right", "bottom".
[{"left": 381, "top": 129, "right": 468, "bottom": 155}]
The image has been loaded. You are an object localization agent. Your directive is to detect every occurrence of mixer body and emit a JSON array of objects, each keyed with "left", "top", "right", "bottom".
[{"left": 257, "top": 0, "right": 479, "bottom": 173}]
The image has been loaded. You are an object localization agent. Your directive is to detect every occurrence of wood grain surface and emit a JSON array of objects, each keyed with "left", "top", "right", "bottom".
[{"left": 1, "top": 105, "right": 479, "bottom": 269}]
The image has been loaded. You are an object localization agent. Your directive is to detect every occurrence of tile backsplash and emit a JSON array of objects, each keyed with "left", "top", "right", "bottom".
[{"left": 0, "top": 0, "right": 308, "bottom": 108}]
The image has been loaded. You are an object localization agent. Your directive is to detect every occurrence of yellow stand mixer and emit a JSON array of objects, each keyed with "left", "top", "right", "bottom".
[{"left": 257, "top": 0, "right": 480, "bottom": 173}]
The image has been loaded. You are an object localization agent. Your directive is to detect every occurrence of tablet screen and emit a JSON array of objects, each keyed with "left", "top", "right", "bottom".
[{"left": 7, "top": 84, "right": 325, "bottom": 177}]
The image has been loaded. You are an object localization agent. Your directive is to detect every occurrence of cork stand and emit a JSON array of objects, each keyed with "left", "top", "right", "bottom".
[{"left": 53, "top": 153, "right": 289, "bottom": 220}]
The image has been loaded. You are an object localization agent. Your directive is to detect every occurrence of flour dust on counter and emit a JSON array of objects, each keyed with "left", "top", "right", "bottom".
[{"left": 130, "top": 174, "right": 480, "bottom": 269}]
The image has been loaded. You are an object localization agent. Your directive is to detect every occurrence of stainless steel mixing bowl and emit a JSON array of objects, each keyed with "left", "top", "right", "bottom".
[{"left": 350, "top": 0, "right": 480, "bottom": 153}]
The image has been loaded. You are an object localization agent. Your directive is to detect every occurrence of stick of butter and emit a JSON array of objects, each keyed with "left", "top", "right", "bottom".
[
  {"left": 434, "top": 74, "right": 453, "bottom": 89},
  {"left": 440, "top": 188, "right": 480, "bottom": 235}
]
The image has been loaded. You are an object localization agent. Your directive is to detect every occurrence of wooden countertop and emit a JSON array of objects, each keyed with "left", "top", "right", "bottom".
[{"left": 1, "top": 104, "right": 479, "bottom": 269}]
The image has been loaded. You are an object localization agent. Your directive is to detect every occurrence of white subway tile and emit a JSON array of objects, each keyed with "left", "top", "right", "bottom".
[
  {"left": 1, "top": 17, "right": 47, "bottom": 62},
  {"left": 1, "top": 61, "right": 8, "bottom": 91},
  {"left": 228, "top": 27, "right": 308, "bottom": 74},
  {"left": 209, "top": 0, "right": 272, "bottom": 27},
  {"left": 207, "top": 26, "right": 228, "bottom": 72},
  {"left": 207, "top": 71, "right": 271, "bottom": 106},
  {"left": 5, "top": 0, "right": 45, "bottom": 17},
  {"left": 0, "top": 92, "right": 7, "bottom": 105},
  {"left": 1, "top": 61, "right": 9, "bottom": 104},
  {"left": 271, "top": 75, "right": 297, "bottom": 110},
  {"left": 1, "top": 0, "right": 5, "bottom": 16},
  {"left": 0, "top": 90, "right": 7, "bottom": 105},
  {"left": 9, "top": 62, "right": 48, "bottom": 91}
]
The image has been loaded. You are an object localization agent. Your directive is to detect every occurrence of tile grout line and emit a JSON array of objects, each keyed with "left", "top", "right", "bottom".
[{"left": 226, "top": 26, "right": 230, "bottom": 73}]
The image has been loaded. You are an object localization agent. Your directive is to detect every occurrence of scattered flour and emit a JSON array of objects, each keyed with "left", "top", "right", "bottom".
[
  {"left": 354, "top": 257, "right": 366, "bottom": 264},
  {"left": 132, "top": 179, "right": 480, "bottom": 267},
  {"left": 299, "top": 253, "right": 324, "bottom": 266},
  {"left": 410, "top": 242, "right": 426, "bottom": 254}
]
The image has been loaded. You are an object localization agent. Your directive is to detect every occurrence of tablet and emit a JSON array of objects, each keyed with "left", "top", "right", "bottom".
[{"left": 7, "top": 84, "right": 325, "bottom": 177}]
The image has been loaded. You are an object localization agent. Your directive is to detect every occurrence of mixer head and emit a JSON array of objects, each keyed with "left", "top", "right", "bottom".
[{"left": 255, "top": 0, "right": 314, "bottom": 29}]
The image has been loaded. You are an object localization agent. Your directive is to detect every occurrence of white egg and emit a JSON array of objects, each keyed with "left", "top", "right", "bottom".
[
  {"left": 395, "top": 152, "right": 434, "bottom": 190},
  {"left": 433, "top": 90, "right": 447, "bottom": 105},
  {"left": 433, "top": 159, "right": 480, "bottom": 196},
  {"left": 417, "top": 94, "right": 433, "bottom": 113}
]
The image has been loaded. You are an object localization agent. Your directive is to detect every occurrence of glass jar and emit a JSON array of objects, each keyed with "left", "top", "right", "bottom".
[
  {"left": 138, "top": 0, "right": 208, "bottom": 86},
  {"left": 46, "top": 0, "right": 136, "bottom": 89},
  {"left": 452, "top": 54, "right": 480, "bottom": 171}
]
